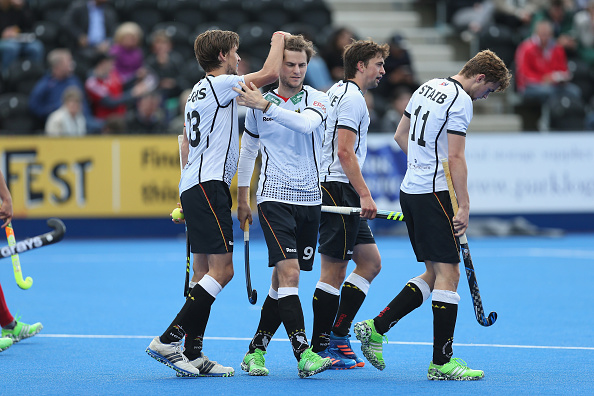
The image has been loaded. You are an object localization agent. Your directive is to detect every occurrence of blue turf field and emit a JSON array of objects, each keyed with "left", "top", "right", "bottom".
[{"left": 1, "top": 233, "right": 593, "bottom": 395}]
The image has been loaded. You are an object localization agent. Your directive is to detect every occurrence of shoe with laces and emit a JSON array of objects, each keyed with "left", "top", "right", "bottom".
[
  {"left": 317, "top": 346, "right": 357, "bottom": 370},
  {"left": 0, "top": 337, "right": 13, "bottom": 352},
  {"left": 1, "top": 320, "right": 42, "bottom": 342},
  {"left": 298, "top": 347, "right": 332, "bottom": 378},
  {"left": 146, "top": 336, "right": 200, "bottom": 377},
  {"left": 185, "top": 352, "right": 234, "bottom": 377},
  {"left": 427, "top": 358, "right": 484, "bottom": 380},
  {"left": 329, "top": 332, "right": 365, "bottom": 367},
  {"left": 241, "top": 349, "right": 269, "bottom": 376},
  {"left": 354, "top": 319, "right": 387, "bottom": 370}
]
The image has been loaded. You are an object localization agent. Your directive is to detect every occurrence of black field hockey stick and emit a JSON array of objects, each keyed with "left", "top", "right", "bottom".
[
  {"left": 244, "top": 219, "right": 257, "bottom": 304},
  {"left": 178, "top": 134, "right": 191, "bottom": 297},
  {"left": 1, "top": 218, "right": 66, "bottom": 289},
  {"left": 321, "top": 205, "right": 404, "bottom": 221},
  {"left": 442, "top": 159, "right": 497, "bottom": 327}
]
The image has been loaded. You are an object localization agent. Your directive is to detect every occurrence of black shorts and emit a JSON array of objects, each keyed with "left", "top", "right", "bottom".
[
  {"left": 399, "top": 189, "right": 460, "bottom": 264},
  {"left": 181, "top": 181, "right": 233, "bottom": 255},
  {"left": 318, "top": 182, "right": 375, "bottom": 261},
  {"left": 258, "top": 201, "right": 321, "bottom": 271}
]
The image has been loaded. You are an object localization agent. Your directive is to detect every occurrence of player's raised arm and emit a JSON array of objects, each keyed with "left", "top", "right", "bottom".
[{"left": 243, "top": 32, "right": 288, "bottom": 88}]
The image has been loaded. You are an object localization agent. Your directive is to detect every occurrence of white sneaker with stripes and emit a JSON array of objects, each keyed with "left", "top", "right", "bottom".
[
  {"left": 184, "top": 352, "right": 235, "bottom": 377},
  {"left": 146, "top": 337, "right": 200, "bottom": 377}
]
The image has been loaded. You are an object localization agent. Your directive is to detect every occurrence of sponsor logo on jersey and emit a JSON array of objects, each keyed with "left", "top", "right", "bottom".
[
  {"left": 440, "top": 81, "right": 449, "bottom": 86},
  {"left": 264, "top": 94, "right": 281, "bottom": 106},
  {"left": 313, "top": 100, "right": 326, "bottom": 112},
  {"left": 286, "top": 247, "right": 297, "bottom": 253},
  {"left": 263, "top": 116, "right": 273, "bottom": 122},
  {"left": 290, "top": 91, "right": 304, "bottom": 104}
]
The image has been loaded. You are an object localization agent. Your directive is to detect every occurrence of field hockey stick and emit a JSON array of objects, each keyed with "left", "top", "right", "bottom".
[
  {"left": 442, "top": 159, "right": 497, "bottom": 327},
  {"left": 321, "top": 205, "right": 404, "bottom": 221},
  {"left": 178, "top": 134, "right": 191, "bottom": 297},
  {"left": 244, "top": 219, "right": 257, "bottom": 304},
  {"left": 2, "top": 218, "right": 66, "bottom": 289}
]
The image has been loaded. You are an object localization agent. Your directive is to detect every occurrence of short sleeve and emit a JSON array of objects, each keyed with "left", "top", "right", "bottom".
[
  {"left": 211, "top": 75, "right": 245, "bottom": 106},
  {"left": 446, "top": 95, "right": 472, "bottom": 136},
  {"left": 244, "top": 108, "right": 259, "bottom": 137},
  {"left": 306, "top": 90, "right": 330, "bottom": 121},
  {"left": 336, "top": 93, "right": 365, "bottom": 133}
]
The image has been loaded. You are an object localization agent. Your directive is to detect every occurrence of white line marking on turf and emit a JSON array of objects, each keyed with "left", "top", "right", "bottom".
[{"left": 37, "top": 334, "right": 594, "bottom": 350}]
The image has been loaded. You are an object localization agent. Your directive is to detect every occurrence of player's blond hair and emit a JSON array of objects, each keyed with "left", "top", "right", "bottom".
[
  {"left": 285, "top": 35, "right": 316, "bottom": 63},
  {"left": 459, "top": 49, "right": 512, "bottom": 92},
  {"left": 343, "top": 39, "right": 389, "bottom": 80},
  {"left": 194, "top": 30, "right": 240, "bottom": 72}
]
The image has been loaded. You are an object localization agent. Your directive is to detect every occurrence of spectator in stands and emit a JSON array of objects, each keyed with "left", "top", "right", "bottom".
[
  {"left": 45, "top": 86, "right": 87, "bottom": 137},
  {"left": 0, "top": 0, "right": 44, "bottom": 70},
  {"left": 492, "top": 0, "right": 547, "bottom": 31},
  {"left": 61, "top": 0, "right": 117, "bottom": 64},
  {"left": 126, "top": 92, "right": 167, "bottom": 134},
  {"left": 573, "top": 0, "right": 594, "bottom": 66},
  {"left": 29, "top": 48, "right": 102, "bottom": 132},
  {"left": 146, "top": 29, "right": 185, "bottom": 102},
  {"left": 380, "top": 86, "right": 412, "bottom": 133},
  {"left": 531, "top": 0, "right": 577, "bottom": 53},
  {"left": 109, "top": 21, "right": 145, "bottom": 84},
  {"left": 85, "top": 52, "right": 151, "bottom": 121},
  {"left": 321, "top": 27, "right": 356, "bottom": 81},
  {"left": 515, "top": 20, "right": 581, "bottom": 130},
  {"left": 365, "top": 92, "right": 383, "bottom": 133},
  {"left": 167, "top": 88, "right": 191, "bottom": 134},
  {"left": 376, "top": 33, "right": 418, "bottom": 100},
  {"left": 451, "top": 1, "right": 495, "bottom": 36}
]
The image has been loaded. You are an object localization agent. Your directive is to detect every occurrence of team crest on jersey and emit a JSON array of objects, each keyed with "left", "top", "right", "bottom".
[
  {"left": 264, "top": 93, "right": 281, "bottom": 106},
  {"left": 290, "top": 92, "right": 304, "bottom": 104},
  {"left": 440, "top": 81, "right": 449, "bottom": 86}
]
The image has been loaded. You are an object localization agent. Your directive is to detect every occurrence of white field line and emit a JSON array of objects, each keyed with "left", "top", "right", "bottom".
[{"left": 37, "top": 334, "right": 594, "bottom": 351}]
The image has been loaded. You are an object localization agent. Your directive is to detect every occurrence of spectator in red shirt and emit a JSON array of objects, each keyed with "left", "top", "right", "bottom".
[
  {"left": 85, "top": 53, "right": 150, "bottom": 120},
  {"left": 515, "top": 19, "right": 581, "bottom": 129}
]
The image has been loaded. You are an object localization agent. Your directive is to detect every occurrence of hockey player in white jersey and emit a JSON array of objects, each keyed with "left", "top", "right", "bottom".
[
  {"left": 355, "top": 50, "right": 511, "bottom": 380},
  {"left": 146, "top": 29, "right": 288, "bottom": 378},
  {"left": 311, "top": 39, "right": 390, "bottom": 369},
  {"left": 232, "top": 34, "right": 332, "bottom": 378}
]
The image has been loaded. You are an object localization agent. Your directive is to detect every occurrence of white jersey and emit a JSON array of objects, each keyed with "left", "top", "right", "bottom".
[
  {"left": 179, "top": 74, "right": 244, "bottom": 194},
  {"left": 320, "top": 80, "right": 370, "bottom": 183},
  {"left": 242, "top": 85, "right": 329, "bottom": 205},
  {"left": 400, "top": 77, "right": 473, "bottom": 194}
]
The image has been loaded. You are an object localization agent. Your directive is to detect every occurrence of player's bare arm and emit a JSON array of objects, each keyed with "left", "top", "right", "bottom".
[
  {"left": 243, "top": 32, "right": 288, "bottom": 88},
  {"left": 394, "top": 114, "right": 411, "bottom": 155},
  {"left": 448, "top": 133, "right": 469, "bottom": 236},
  {"left": 0, "top": 170, "right": 14, "bottom": 228},
  {"left": 233, "top": 81, "right": 269, "bottom": 111},
  {"left": 237, "top": 186, "right": 252, "bottom": 231},
  {"left": 336, "top": 129, "right": 377, "bottom": 219}
]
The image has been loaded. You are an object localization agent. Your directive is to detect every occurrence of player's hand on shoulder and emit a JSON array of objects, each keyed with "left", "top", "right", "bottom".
[{"left": 233, "top": 81, "right": 268, "bottom": 111}]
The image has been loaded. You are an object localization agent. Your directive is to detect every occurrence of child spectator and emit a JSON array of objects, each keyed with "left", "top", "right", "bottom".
[{"left": 45, "top": 86, "right": 87, "bottom": 136}]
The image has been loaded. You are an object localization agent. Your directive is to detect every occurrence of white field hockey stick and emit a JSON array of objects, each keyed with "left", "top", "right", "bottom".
[
  {"left": 178, "top": 135, "right": 191, "bottom": 297},
  {"left": 442, "top": 159, "right": 497, "bottom": 327},
  {"left": 321, "top": 205, "right": 404, "bottom": 221},
  {"left": 2, "top": 218, "right": 66, "bottom": 289}
]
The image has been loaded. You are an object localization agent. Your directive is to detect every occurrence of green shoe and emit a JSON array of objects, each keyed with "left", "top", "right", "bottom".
[
  {"left": 354, "top": 319, "right": 387, "bottom": 370},
  {"left": 1, "top": 320, "right": 43, "bottom": 342},
  {"left": 0, "top": 337, "right": 13, "bottom": 352},
  {"left": 427, "top": 358, "right": 485, "bottom": 381},
  {"left": 297, "top": 347, "right": 332, "bottom": 378},
  {"left": 241, "top": 349, "right": 269, "bottom": 376}
]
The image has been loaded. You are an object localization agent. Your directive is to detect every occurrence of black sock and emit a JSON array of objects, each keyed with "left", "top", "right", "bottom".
[
  {"left": 278, "top": 294, "right": 308, "bottom": 360},
  {"left": 373, "top": 281, "right": 424, "bottom": 335},
  {"left": 311, "top": 288, "right": 339, "bottom": 352},
  {"left": 249, "top": 295, "right": 282, "bottom": 353},
  {"left": 332, "top": 281, "right": 366, "bottom": 337},
  {"left": 159, "top": 284, "right": 215, "bottom": 359},
  {"left": 432, "top": 300, "right": 458, "bottom": 365}
]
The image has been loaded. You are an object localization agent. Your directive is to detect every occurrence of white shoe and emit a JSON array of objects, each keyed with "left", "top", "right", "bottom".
[
  {"left": 146, "top": 337, "right": 200, "bottom": 377},
  {"left": 183, "top": 352, "right": 234, "bottom": 377}
]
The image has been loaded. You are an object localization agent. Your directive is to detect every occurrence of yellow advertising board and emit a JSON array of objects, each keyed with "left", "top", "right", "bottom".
[{"left": 2, "top": 136, "right": 181, "bottom": 218}]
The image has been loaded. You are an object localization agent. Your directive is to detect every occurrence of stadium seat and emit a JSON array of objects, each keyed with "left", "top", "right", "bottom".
[
  {"left": 478, "top": 24, "right": 518, "bottom": 70},
  {"left": 35, "top": 0, "right": 71, "bottom": 24},
  {"left": 127, "top": 5, "right": 164, "bottom": 37},
  {"left": 2, "top": 60, "right": 45, "bottom": 95},
  {"left": 32, "top": 20, "right": 60, "bottom": 52},
  {"left": 549, "top": 94, "right": 586, "bottom": 131},
  {"left": 237, "top": 22, "right": 276, "bottom": 48},
  {"left": 179, "top": 59, "right": 205, "bottom": 89},
  {"left": 0, "top": 94, "right": 37, "bottom": 134},
  {"left": 151, "top": 22, "right": 191, "bottom": 51}
]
